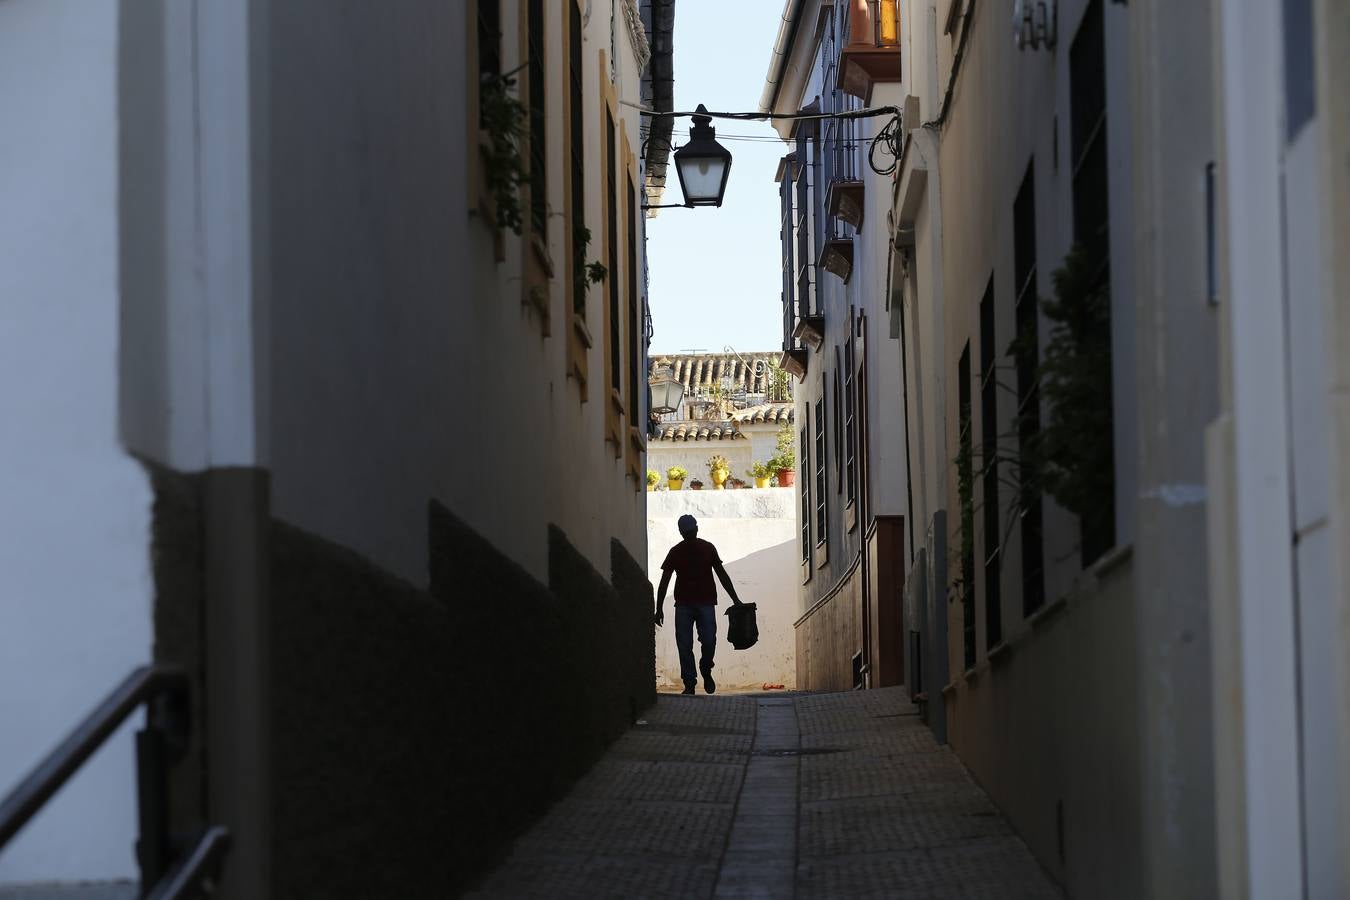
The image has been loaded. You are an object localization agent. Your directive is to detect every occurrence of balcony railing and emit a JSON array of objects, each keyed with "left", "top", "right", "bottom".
[{"left": 839, "top": 0, "right": 901, "bottom": 101}]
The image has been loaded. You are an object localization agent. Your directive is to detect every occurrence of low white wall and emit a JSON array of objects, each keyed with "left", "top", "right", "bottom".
[
  {"left": 648, "top": 442, "right": 755, "bottom": 488},
  {"left": 647, "top": 489, "right": 797, "bottom": 690}
]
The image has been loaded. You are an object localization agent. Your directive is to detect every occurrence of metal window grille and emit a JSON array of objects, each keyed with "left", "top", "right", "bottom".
[
  {"left": 477, "top": 0, "right": 501, "bottom": 77},
  {"left": 569, "top": 1, "right": 585, "bottom": 317},
  {"left": 527, "top": 0, "right": 548, "bottom": 237},
  {"left": 1013, "top": 164, "right": 1045, "bottom": 615},
  {"left": 845, "top": 336, "right": 857, "bottom": 503},
  {"left": 979, "top": 283, "right": 1002, "bottom": 647},
  {"left": 959, "top": 344, "right": 976, "bottom": 670},
  {"left": 815, "top": 400, "right": 828, "bottom": 544},
  {"left": 607, "top": 112, "right": 621, "bottom": 394},
  {"left": 627, "top": 180, "right": 640, "bottom": 428},
  {"left": 801, "top": 425, "right": 812, "bottom": 562}
]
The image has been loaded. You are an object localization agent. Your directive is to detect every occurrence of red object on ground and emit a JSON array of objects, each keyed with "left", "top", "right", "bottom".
[
  {"left": 762, "top": 683, "right": 786, "bottom": 691},
  {"left": 776, "top": 469, "right": 796, "bottom": 487}
]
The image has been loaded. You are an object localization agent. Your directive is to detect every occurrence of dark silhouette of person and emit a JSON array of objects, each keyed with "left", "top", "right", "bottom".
[{"left": 655, "top": 514, "right": 743, "bottom": 694}]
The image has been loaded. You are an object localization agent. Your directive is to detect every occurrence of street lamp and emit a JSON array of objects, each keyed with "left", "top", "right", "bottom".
[
  {"left": 649, "top": 365, "right": 686, "bottom": 415},
  {"left": 673, "top": 105, "right": 733, "bottom": 208}
]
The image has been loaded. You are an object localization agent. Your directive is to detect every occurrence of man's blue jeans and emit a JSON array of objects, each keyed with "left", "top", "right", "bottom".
[{"left": 675, "top": 604, "right": 717, "bottom": 688}]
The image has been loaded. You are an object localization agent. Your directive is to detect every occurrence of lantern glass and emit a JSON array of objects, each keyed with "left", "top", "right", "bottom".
[
  {"left": 676, "top": 154, "right": 730, "bottom": 206},
  {"left": 650, "top": 374, "right": 685, "bottom": 415}
]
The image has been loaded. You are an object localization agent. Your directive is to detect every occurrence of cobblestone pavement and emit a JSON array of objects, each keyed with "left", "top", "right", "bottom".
[{"left": 467, "top": 686, "right": 1060, "bottom": 899}]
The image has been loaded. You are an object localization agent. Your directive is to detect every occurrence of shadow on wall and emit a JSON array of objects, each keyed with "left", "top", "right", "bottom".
[{"left": 149, "top": 487, "right": 655, "bottom": 900}]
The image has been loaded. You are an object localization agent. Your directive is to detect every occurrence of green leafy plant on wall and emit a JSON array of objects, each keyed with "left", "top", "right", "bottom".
[
  {"left": 951, "top": 243, "right": 1115, "bottom": 573},
  {"left": 478, "top": 69, "right": 530, "bottom": 235},
  {"left": 573, "top": 226, "right": 608, "bottom": 302}
]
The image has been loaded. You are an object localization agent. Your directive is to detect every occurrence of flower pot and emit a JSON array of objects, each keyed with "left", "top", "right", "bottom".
[
  {"left": 668, "top": 477, "right": 684, "bottom": 491},
  {"left": 690, "top": 482, "right": 704, "bottom": 491},
  {"left": 776, "top": 468, "right": 796, "bottom": 487},
  {"left": 711, "top": 468, "right": 730, "bottom": 489},
  {"left": 754, "top": 476, "right": 771, "bottom": 489},
  {"left": 647, "top": 482, "right": 656, "bottom": 492}
]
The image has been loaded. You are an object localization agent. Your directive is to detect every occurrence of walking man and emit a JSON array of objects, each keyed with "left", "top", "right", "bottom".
[{"left": 655, "top": 514, "right": 744, "bottom": 695}]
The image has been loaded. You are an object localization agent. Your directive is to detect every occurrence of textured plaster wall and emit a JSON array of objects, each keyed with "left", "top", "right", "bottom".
[
  {"left": 647, "top": 490, "right": 797, "bottom": 690},
  {"left": 0, "top": 0, "right": 152, "bottom": 885}
]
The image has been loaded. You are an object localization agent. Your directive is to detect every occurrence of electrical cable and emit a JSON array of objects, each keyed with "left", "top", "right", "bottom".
[{"left": 631, "top": 101, "right": 904, "bottom": 177}]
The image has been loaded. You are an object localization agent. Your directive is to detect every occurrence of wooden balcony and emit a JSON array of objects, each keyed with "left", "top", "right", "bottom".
[
  {"left": 826, "top": 178, "right": 866, "bottom": 231},
  {"left": 781, "top": 348, "right": 809, "bottom": 380},
  {"left": 819, "top": 237, "right": 855, "bottom": 284},
  {"left": 793, "top": 315, "right": 826, "bottom": 351}
]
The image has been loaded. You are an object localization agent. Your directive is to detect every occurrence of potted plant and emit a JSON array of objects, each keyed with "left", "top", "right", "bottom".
[
  {"left": 729, "top": 477, "right": 748, "bottom": 490},
  {"left": 646, "top": 469, "right": 660, "bottom": 492},
  {"left": 689, "top": 478, "right": 704, "bottom": 491},
  {"left": 707, "top": 455, "right": 731, "bottom": 490},
  {"left": 667, "top": 465, "right": 688, "bottom": 491},
  {"left": 772, "top": 423, "right": 797, "bottom": 487},
  {"left": 748, "top": 460, "right": 774, "bottom": 489}
]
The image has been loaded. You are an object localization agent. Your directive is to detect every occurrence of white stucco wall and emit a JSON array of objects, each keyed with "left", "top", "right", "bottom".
[
  {"left": 267, "top": 0, "right": 650, "bottom": 586},
  {"left": 0, "top": 0, "right": 152, "bottom": 885},
  {"left": 647, "top": 490, "right": 797, "bottom": 690}
]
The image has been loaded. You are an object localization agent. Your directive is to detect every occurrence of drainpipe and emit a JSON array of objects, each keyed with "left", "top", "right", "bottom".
[{"left": 759, "top": 0, "right": 809, "bottom": 114}]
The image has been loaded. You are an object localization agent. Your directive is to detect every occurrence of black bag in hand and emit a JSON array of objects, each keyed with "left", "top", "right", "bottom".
[{"left": 725, "top": 602, "right": 759, "bottom": 650}]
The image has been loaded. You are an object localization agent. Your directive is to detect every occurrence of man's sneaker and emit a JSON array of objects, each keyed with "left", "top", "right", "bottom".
[
  {"left": 702, "top": 670, "right": 716, "bottom": 695},
  {"left": 681, "top": 684, "right": 696, "bottom": 695}
]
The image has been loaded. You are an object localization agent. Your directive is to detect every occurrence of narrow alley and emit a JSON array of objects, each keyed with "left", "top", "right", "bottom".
[{"left": 469, "top": 688, "right": 1059, "bottom": 899}]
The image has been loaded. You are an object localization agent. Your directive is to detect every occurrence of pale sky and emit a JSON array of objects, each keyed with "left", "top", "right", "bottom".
[{"left": 646, "top": 0, "right": 790, "bottom": 356}]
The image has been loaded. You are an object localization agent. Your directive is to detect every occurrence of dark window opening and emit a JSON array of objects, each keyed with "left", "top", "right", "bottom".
[
  {"left": 845, "top": 334, "right": 857, "bottom": 504},
  {"left": 801, "top": 424, "right": 812, "bottom": 562},
  {"left": 477, "top": 0, "right": 501, "bottom": 78},
  {"left": 1283, "top": 0, "right": 1316, "bottom": 140},
  {"left": 816, "top": 400, "right": 828, "bottom": 545},
  {"left": 569, "top": 1, "right": 585, "bottom": 317},
  {"left": 1070, "top": 0, "right": 1115, "bottom": 563},
  {"left": 607, "top": 112, "right": 620, "bottom": 395},
  {"left": 833, "top": 351, "right": 843, "bottom": 492},
  {"left": 627, "top": 180, "right": 640, "bottom": 429},
  {"left": 980, "top": 282, "right": 1002, "bottom": 648},
  {"left": 527, "top": 0, "right": 548, "bottom": 237},
  {"left": 1013, "top": 163, "right": 1046, "bottom": 615},
  {"left": 959, "top": 343, "right": 976, "bottom": 671}
]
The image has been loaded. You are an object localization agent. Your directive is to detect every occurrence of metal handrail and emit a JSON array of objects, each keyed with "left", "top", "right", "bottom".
[
  {"left": 145, "top": 826, "right": 231, "bottom": 900},
  {"left": 0, "top": 665, "right": 188, "bottom": 849}
]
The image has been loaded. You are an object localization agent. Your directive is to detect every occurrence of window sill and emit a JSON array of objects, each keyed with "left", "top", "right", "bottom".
[
  {"left": 1089, "top": 542, "right": 1134, "bottom": 579},
  {"left": 845, "top": 500, "right": 858, "bottom": 534},
  {"left": 1027, "top": 594, "right": 1067, "bottom": 631},
  {"left": 987, "top": 640, "right": 1012, "bottom": 667},
  {"left": 815, "top": 540, "right": 830, "bottom": 569},
  {"left": 801, "top": 558, "right": 814, "bottom": 584}
]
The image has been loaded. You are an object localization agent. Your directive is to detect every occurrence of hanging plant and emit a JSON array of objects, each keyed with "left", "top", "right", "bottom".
[
  {"left": 479, "top": 69, "right": 529, "bottom": 235},
  {"left": 574, "top": 225, "right": 608, "bottom": 298}
]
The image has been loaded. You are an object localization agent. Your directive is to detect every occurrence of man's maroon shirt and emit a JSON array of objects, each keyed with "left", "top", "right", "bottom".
[{"left": 661, "top": 537, "right": 722, "bottom": 606}]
